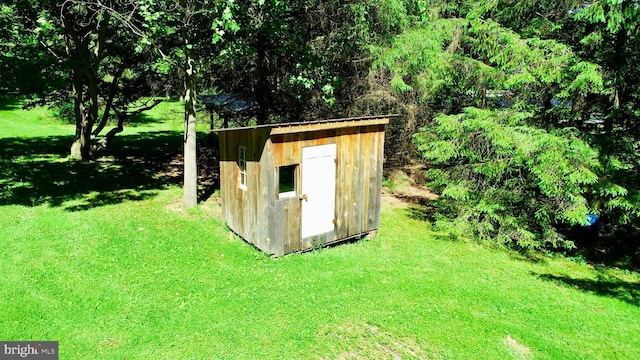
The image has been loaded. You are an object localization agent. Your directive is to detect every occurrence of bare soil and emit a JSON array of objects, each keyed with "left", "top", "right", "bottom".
[{"left": 382, "top": 163, "right": 439, "bottom": 208}]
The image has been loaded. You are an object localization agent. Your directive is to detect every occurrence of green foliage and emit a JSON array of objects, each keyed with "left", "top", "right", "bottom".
[
  {"left": 590, "top": 135, "right": 640, "bottom": 227},
  {"left": 0, "top": 2, "right": 65, "bottom": 94},
  {"left": 415, "top": 107, "right": 601, "bottom": 249},
  {"left": 371, "top": 1, "right": 640, "bottom": 250},
  {"left": 574, "top": 0, "right": 640, "bottom": 35},
  {"left": 373, "top": 19, "right": 461, "bottom": 101},
  {"left": 54, "top": 102, "right": 76, "bottom": 124},
  {"left": 370, "top": 0, "right": 411, "bottom": 33},
  {"left": 373, "top": 14, "right": 604, "bottom": 116}
]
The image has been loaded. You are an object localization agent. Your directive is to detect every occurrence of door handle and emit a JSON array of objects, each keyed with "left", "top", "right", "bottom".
[{"left": 299, "top": 194, "right": 308, "bottom": 201}]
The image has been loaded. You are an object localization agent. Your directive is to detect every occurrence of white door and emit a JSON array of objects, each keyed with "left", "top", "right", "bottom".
[{"left": 301, "top": 144, "right": 336, "bottom": 239}]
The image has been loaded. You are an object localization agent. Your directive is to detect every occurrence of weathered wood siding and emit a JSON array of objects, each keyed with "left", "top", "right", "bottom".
[
  {"left": 268, "top": 124, "right": 386, "bottom": 253},
  {"left": 218, "top": 127, "right": 275, "bottom": 253},
  {"left": 218, "top": 117, "right": 389, "bottom": 256},
  {"left": 334, "top": 125, "right": 385, "bottom": 240},
  {"left": 268, "top": 132, "right": 333, "bottom": 254}
]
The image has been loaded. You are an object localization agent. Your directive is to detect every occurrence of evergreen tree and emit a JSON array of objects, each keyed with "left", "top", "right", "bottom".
[{"left": 371, "top": 1, "right": 634, "bottom": 249}]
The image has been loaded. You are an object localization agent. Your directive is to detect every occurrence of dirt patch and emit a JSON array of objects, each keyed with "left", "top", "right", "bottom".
[
  {"left": 390, "top": 184, "right": 439, "bottom": 205},
  {"left": 382, "top": 189, "right": 410, "bottom": 208},
  {"left": 150, "top": 140, "right": 220, "bottom": 202},
  {"left": 381, "top": 186, "right": 438, "bottom": 209},
  {"left": 383, "top": 163, "right": 439, "bottom": 209},
  {"left": 315, "top": 321, "right": 442, "bottom": 360},
  {"left": 503, "top": 335, "right": 533, "bottom": 360}
]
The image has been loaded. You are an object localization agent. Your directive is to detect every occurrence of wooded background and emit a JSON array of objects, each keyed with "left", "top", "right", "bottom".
[{"left": 2, "top": 0, "right": 639, "bottom": 264}]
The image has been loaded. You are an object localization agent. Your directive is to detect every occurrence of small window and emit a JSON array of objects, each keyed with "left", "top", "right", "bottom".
[
  {"left": 239, "top": 146, "right": 247, "bottom": 190},
  {"left": 278, "top": 165, "right": 297, "bottom": 199}
]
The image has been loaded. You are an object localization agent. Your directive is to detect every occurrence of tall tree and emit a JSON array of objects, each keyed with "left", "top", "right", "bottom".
[
  {"left": 3, "top": 0, "right": 170, "bottom": 158},
  {"left": 487, "top": 0, "right": 640, "bottom": 232},
  {"left": 138, "top": 0, "right": 239, "bottom": 208},
  {"left": 204, "top": 0, "right": 416, "bottom": 125},
  {"left": 207, "top": 0, "right": 342, "bottom": 124},
  {"left": 370, "top": 3, "right": 624, "bottom": 249}
]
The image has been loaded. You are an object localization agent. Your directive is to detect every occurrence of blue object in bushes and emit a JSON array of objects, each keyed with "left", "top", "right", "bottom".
[
  {"left": 585, "top": 213, "right": 599, "bottom": 228},
  {"left": 574, "top": 213, "right": 599, "bottom": 247}
]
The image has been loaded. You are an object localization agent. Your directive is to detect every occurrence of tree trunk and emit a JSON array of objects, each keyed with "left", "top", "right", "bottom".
[
  {"left": 70, "top": 70, "right": 87, "bottom": 158},
  {"left": 69, "top": 66, "right": 99, "bottom": 160},
  {"left": 255, "top": 33, "right": 269, "bottom": 125},
  {"left": 63, "top": 4, "right": 110, "bottom": 160},
  {"left": 92, "top": 66, "right": 124, "bottom": 137},
  {"left": 91, "top": 100, "right": 163, "bottom": 156},
  {"left": 65, "top": 17, "right": 93, "bottom": 160},
  {"left": 183, "top": 46, "right": 198, "bottom": 208},
  {"left": 69, "top": 66, "right": 94, "bottom": 159},
  {"left": 92, "top": 113, "right": 126, "bottom": 154},
  {"left": 605, "top": 26, "right": 629, "bottom": 134}
]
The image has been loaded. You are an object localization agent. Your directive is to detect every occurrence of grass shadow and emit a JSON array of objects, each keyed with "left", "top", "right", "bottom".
[
  {"left": 406, "top": 200, "right": 557, "bottom": 266},
  {"left": 533, "top": 271, "right": 640, "bottom": 306},
  {"left": 0, "top": 131, "right": 185, "bottom": 211},
  {"left": 121, "top": 112, "right": 167, "bottom": 127},
  {"left": 405, "top": 197, "right": 456, "bottom": 224},
  {"left": 405, "top": 205, "right": 438, "bottom": 222},
  {"left": 554, "top": 218, "right": 640, "bottom": 272},
  {"left": 60, "top": 112, "right": 169, "bottom": 127},
  {"left": 405, "top": 197, "right": 638, "bottom": 270},
  {"left": 0, "top": 95, "right": 24, "bottom": 111},
  {"left": 195, "top": 132, "right": 220, "bottom": 202}
]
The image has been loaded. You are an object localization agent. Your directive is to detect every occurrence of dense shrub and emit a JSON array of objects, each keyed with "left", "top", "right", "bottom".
[{"left": 415, "top": 107, "right": 600, "bottom": 249}]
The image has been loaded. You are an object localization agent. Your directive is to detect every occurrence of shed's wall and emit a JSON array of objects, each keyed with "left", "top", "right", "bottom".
[
  {"left": 335, "top": 124, "right": 386, "bottom": 240},
  {"left": 219, "top": 120, "right": 387, "bottom": 256},
  {"left": 268, "top": 124, "right": 386, "bottom": 253},
  {"left": 219, "top": 127, "right": 276, "bottom": 254},
  {"left": 268, "top": 132, "right": 333, "bottom": 255}
]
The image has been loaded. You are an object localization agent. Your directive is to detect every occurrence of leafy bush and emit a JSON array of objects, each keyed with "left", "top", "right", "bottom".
[
  {"left": 414, "top": 107, "right": 600, "bottom": 250},
  {"left": 54, "top": 101, "right": 76, "bottom": 124}
]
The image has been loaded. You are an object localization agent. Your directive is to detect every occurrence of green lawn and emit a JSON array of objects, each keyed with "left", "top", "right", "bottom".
[{"left": 1, "top": 100, "right": 639, "bottom": 359}]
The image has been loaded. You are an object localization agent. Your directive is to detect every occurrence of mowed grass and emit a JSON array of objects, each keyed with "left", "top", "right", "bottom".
[{"left": 1, "top": 100, "right": 640, "bottom": 359}]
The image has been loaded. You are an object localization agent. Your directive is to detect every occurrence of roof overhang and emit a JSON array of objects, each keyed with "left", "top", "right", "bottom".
[{"left": 213, "top": 115, "right": 395, "bottom": 135}]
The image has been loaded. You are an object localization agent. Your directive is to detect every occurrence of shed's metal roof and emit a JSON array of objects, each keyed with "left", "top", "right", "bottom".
[
  {"left": 199, "top": 94, "right": 256, "bottom": 112},
  {"left": 213, "top": 114, "right": 396, "bottom": 134}
]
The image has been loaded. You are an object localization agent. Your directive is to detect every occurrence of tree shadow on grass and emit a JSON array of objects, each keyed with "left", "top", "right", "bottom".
[
  {"left": 58, "top": 112, "right": 168, "bottom": 127},
  {"left": 118, "top": 112, "right": 168, "bottom": 127},
  {"left": 405, "top": 205, "right": 439, "bottom": 222},
  {"left": 0, "top": 96, "right": 24, "bottom": 111},
  {"left": 533, "top": 271, "right": 640, "bottom": 306},
  {"left": 0, "top": 131, "right": 186, "bottom": 211},
  {"left": 405, "top": 201, "right": 566, "bottom": 265},
  {"left": 403, "top": 194, "right": 456, "bottom": 222}
]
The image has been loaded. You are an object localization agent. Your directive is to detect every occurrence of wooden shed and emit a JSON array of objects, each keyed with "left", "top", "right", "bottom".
[{"left": 216, "top": 115, "right": 390, "bottom": 256}]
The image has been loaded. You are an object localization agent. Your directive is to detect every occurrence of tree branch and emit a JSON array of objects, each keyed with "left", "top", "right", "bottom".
[{"left": 92, "top": 65, "right": 125, "bottom": 136}]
